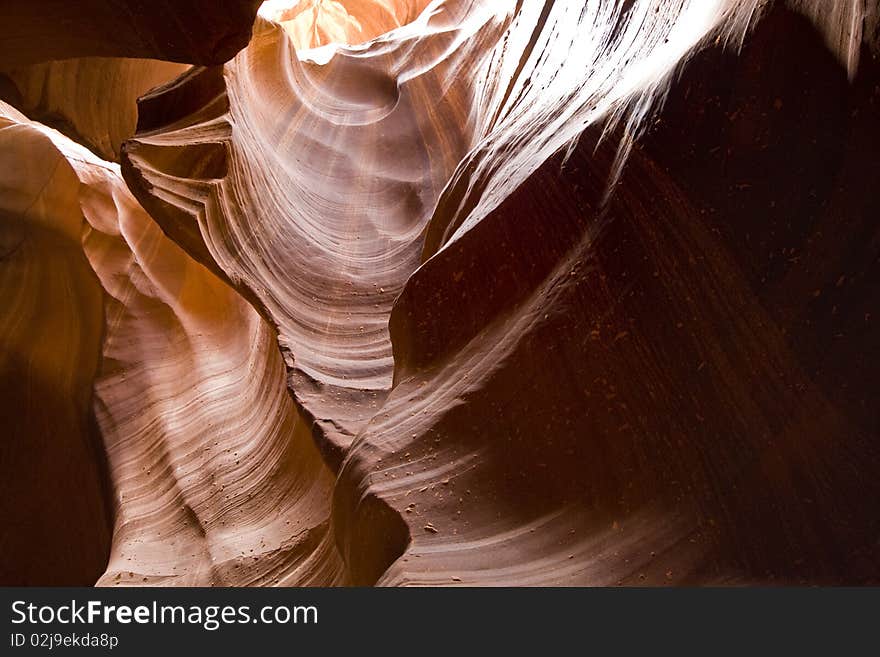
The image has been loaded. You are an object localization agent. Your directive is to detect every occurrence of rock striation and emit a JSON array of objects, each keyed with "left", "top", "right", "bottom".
[
  {"left": 1, "top": 101, "right": 344, "bottom": 586},
  {"left": 1, "top": 0, "right": 878, "bottom": 586}
]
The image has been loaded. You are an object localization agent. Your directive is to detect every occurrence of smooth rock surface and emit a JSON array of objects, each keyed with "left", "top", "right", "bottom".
[{"left": 1, "top": 0, "right": 878, "bottom": 586}]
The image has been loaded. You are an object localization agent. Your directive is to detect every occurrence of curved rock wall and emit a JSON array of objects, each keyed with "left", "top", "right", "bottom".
[{"left": 1, "top": 0, "right": 877, "bottom": 586}]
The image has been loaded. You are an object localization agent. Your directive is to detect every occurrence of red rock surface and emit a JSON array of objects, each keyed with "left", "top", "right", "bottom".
[
  {"left": 0, "top": 1, "right": 263, "bottom": 66},
  {"left": 1, "top": 0, "right": 878, "bottom": 586}
]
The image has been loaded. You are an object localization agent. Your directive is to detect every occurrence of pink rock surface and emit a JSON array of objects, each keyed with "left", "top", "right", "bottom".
[{"left": 1, "top": 0, "right": 878, "bottom": 586}]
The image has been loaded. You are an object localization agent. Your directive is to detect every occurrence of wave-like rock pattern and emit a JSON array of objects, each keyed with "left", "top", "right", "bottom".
[
  {"left": 117, "top": 0, "right": 880, "bottom": 586},
  {"left": 337, "top": 2, "right": 880, "bottom": 585},
  {"left": 123, "top": 2, "right": 511, "bottom": 465},
  {"left": 1, "top": 0, "right": 878, "bottom": 586},
  {"left": 0, "top": 101, "right": 345, "bottom": 586}
]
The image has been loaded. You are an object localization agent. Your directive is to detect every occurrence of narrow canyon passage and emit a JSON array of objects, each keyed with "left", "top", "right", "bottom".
[{"left": 0, "top": 0, "right": 878, "bottom": 586}]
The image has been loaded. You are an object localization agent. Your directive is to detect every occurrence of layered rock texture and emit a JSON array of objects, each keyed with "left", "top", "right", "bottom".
[{"left": 1, "top": 0, "right": 878, "bottom": 586}]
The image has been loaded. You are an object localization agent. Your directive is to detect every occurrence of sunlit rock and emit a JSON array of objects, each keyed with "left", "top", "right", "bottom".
[{"left": 1, "top": 0, "right": 878, "bottom": 586}]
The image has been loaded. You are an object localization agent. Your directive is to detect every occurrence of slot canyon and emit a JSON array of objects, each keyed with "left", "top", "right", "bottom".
[{"left": 1, "top": 0, "right": 878, "bottom": 586}]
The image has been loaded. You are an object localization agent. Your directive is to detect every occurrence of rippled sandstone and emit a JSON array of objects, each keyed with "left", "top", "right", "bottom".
[
  {"left": 1, "top": 0, "right": 878, "bottom": 586},
  {"left": 1, "top": 101, "right": 345, "bottom": 586}
]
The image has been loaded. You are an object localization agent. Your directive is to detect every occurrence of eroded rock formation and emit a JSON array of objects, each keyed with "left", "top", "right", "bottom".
[
  {"left": 0, "top": 101, "right": 345, "bottom": 586},
  {"left": 1, "top": 0, "right": 878, "bottom": 586},
  {"left": 0, "top": 1, "right": 263, "bottom": 67},
  {"left": 0, "top": 58, "right": 188, "bottom": 162},
  {"left": 122, "top": 3, "right": 510, "bottom": 468}
]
